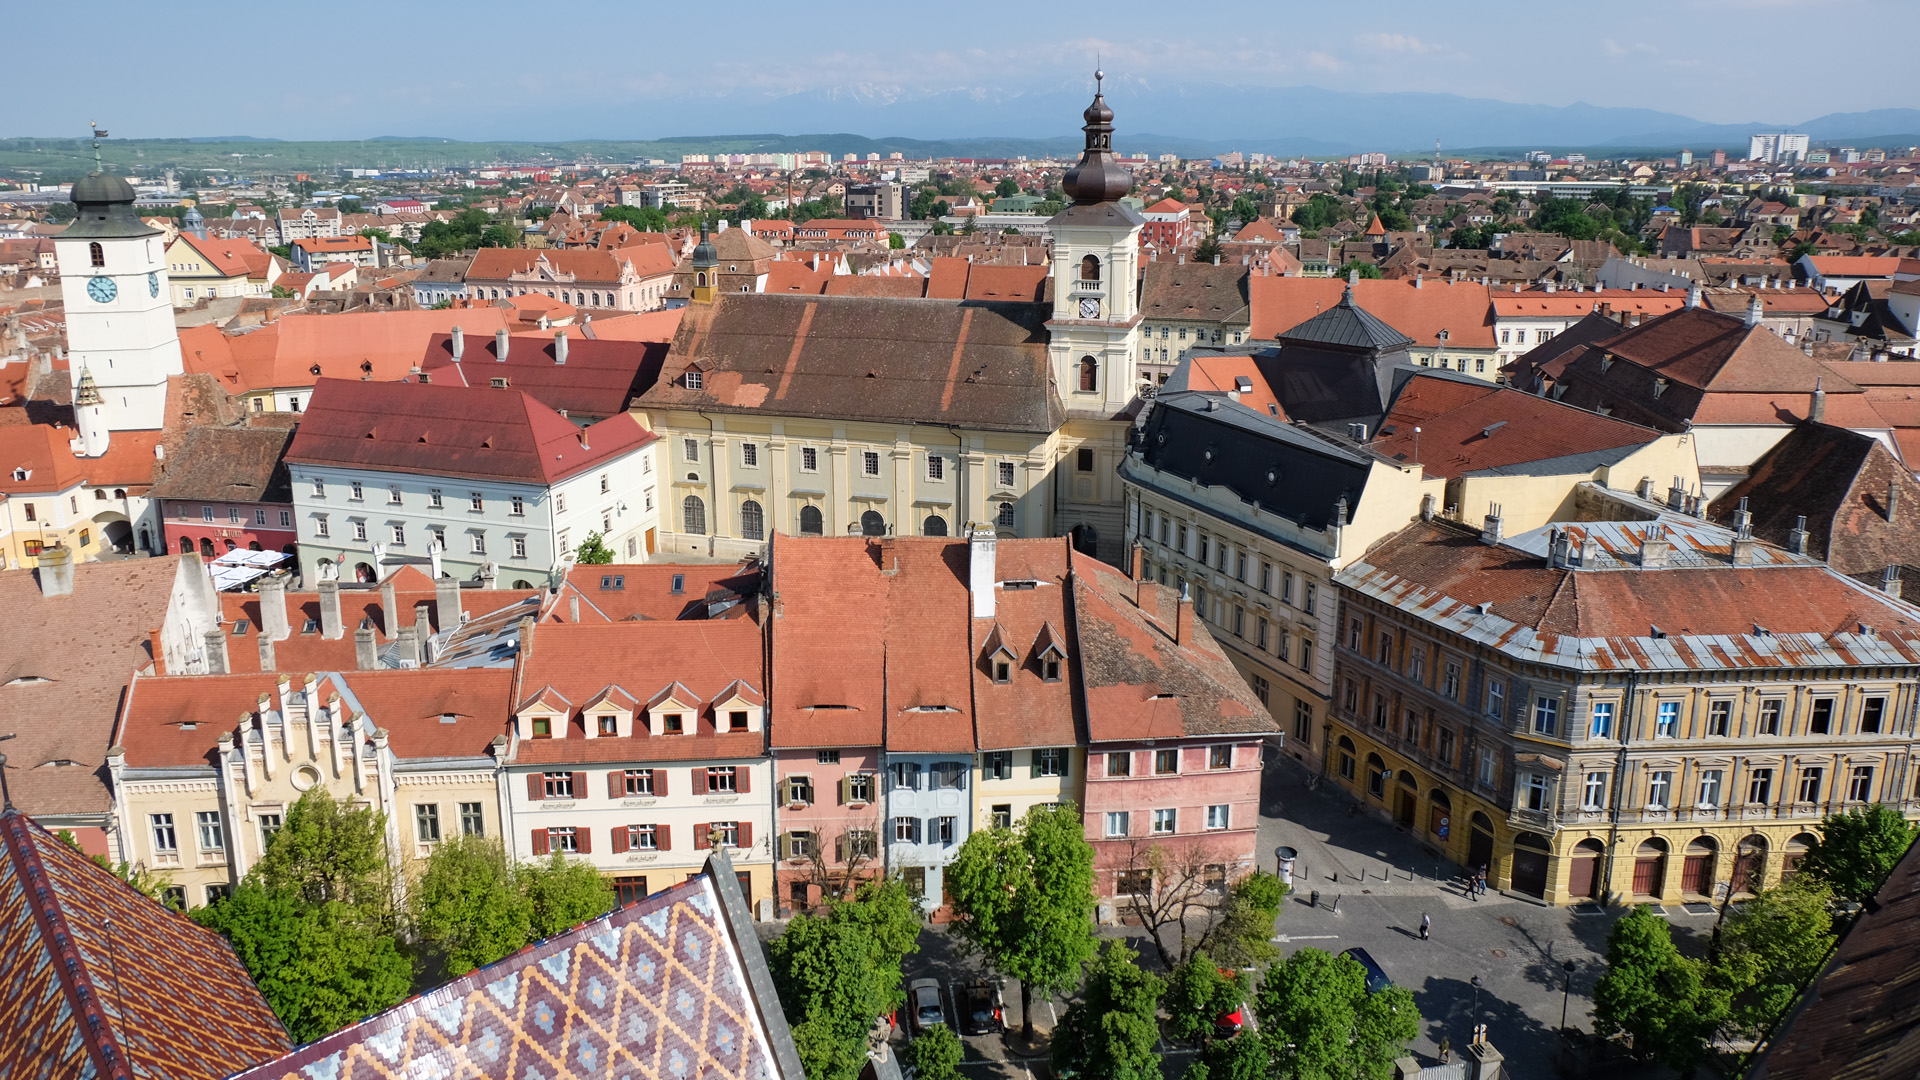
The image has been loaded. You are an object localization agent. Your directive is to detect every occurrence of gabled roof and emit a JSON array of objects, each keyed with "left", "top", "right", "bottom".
[
  {"left": 231, "top": 858, "right": 801, "bottom": 1080},
  {"left": 420, "top": 330, "right": 667, "bottom": 420},
  {"left": 1139, "top": 261, "right": 1251, "bottom": 326},
  {"left": 0, "top": 808, "right": 289, "bottom": 1080},
  {"left": 178, "top": 309, "right": 518, "bottom": 394},
  {"left": 517, "top": 684, "right": 574, "bottom": 713},
  {"left": 285, "top": 378, "right": 655, "bottom": 486},
  {"left": 1249, "top": 277, "right": 1496, "bottom": 348},
  {"left": 175, "top": 232, "right": 273, "bottom": 278},
  {"left": 1371, "top": 371, "right": 1666, "bottom": 479},
  {"left": 145, "top": 424, "right": 294, "bottom": 503}
]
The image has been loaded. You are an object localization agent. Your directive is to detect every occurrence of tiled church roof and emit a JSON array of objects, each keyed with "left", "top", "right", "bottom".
[
  {"left": 0, "top": 808, "right": 290, "bottom": 1080},
  {"left": 232, "top": 851, "right": 802, "bottom": 1080}
]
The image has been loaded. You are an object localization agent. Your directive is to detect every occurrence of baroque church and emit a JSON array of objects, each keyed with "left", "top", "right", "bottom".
[{"left": 630, "top": 75, "right": 1148, "bottom": 564}]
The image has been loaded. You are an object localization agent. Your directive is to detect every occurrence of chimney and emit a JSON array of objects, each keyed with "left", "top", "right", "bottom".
[
  {"left": 257, "top": 632, "right": 276, "bottom": 673},
  {"left": 435, "top": 575, "right": 463, "bottom": 630},
  {"left": 495, "top": 328, "right": 510, "bottom": 361},
  {"left": 1883, "top": 565, "right": 1903, "bottom": 596},
  {"left": 1810, "top": 376, "right": 1826, "bottom": 423},
  {"left": 554, "top": 330, "right": 568, "bottom": 365},
  {"left": 380, "top": 576, "right": 398, "bottom": 633},
  {"left": 1890, "top": 480, "right": 1901, "bottom": 524},
  {"left": 1685, "top": 282, "right": 1701, "bottom": 309},
  {"left": 1731, "top": 499, "right": 1756, "bottom": 565},
  {"left": 569, "top": 594, "right": 581, "bottom": 622},
  {"left": 1640, "top": 525, "right": 1670, "bottom": 568},
  {"left": 1788, "top": 514, "right": 1810, "bottom": 555},
  {"left": 1480, "top": 503, "right": 1504, "bottom": 546},
  {"left": 318, "top": 579, "right": 343, "bottom": 639},
  {"left": 35, "top": 544, "right": 75, "bottom": 597},
  {"left": 478, "top": 563, "right": 498, "bottom": 590},
  {"left": 397, "top": 624, "right": 423, "bottom": 665},
  {"left": 451, "top": 324, "right": 464, "bottom": 361},
  {"left": 203, "top": 627, "right": 229, "bottom": 674},
  {"left": 354, "top": 622, "right": 379, "bottom": 669},
  {"left": 1130, "top": 541, "right": 1144, "bottom": 582},
  {"left": 1548, "top": 529, "right": 1573, "bottom": 568},
  {"left": 968, "top": 522, "right": 997, "bottom": 619},
  {"left": 1745, "top": 292, "right": 1764, "bottom": 328},
  {"left": 259, "top": 572, "right": 290, "bottom": 641},
  {"left": 1175, "top": 581, "right": 1195, "bottom": 644},
  {"left": 414, "top": 600, "right": 432, "bottom": 630}
]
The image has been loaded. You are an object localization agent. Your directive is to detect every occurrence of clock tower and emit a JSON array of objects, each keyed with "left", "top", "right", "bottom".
[
  {"left": 1046, "top": 71, "right": 1145, "bottom": 417},
  {"left": 54, "top": 133, "right": 180, "bottom": 458}
]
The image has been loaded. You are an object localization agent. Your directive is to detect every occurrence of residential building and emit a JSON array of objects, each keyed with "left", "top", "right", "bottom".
[
  {"left": 108, "top": 669, "right": 512, "bottom": 905},
  {"left": 1136, "top": 261, "right": 1253, "bottom": 385},
  {"left": 1249, "top": 276, "right": 1500, "bottom": 378},
  {"left": 1490, "top": 289, "right": 1687, "bottom": 369},
  {"left": 163, "top": 232, "right": 279, "bottom": 305},
  {"left": 1332, "top": 510, "right": 1920, "bottom": 905},
  {"left": 1140, "top": 198, "right": 1196, "bottom": 251},
  {"left": 284, "top": 377, "right": 659, "bottom": 586},
  {"left": 845, "top": 182, "right": 908, "bottom": 220},
  {"left": 289, "top": 236, "right": 375, "bottom": 272},
  {"left": 1748, "top": 132, "right": 1811, "bottom": 164},
  {"left": 503, "top": 615, "right": 774, "bottom": 908},
  {"left": 275, "top": 206, "right": 341, "bottom": 243},
  {"left": 410, "top": 256, "right": 472, "bottom": 307},
  {"left": 147, "top": 425, "right": 297, "bottom": 557},
  {"left": 0, "top": 423, "right": 160, "bottom": 567},
  {"left": 467, "top": 247, "right": 676, "bottom": 312},
  {"left": 419, "top": 323, "right": 671, "bottom": 426},
  {"left": 0, "top": 807, "right": 292, "bottom": 1080}
]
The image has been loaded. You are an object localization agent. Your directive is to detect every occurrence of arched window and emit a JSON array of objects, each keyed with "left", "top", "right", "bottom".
[
  {"left": 199, "top": 538, "right": 216, "bottom": 557},
  {"left": 1080, "top": 254, "right": 1100, "bottom": 281},
  {"left": 996, "top": 501, "right": 1015, "bottom": 529},
  {"left": 1078, "top": 356, "right": 1098, "bottom": 392},
  {"left": 922, "top": 515, "right": 948, "bottom": 537},
  {"left": 683, "top": 495, "right": 707, "bottom": 535},
  {"left": 740, "top": 499, "right": 764, "bottom": 540},
  {"left": 799, "top": 505, "right": 824, "bottom": 536},
  {"left": 696, "top": 271, "right": 708, "bottom": 287},
  {"left": 860, "top": 510, "right": 886, "bottom": 537},
  {"left": 179, "top": 536, "right": 194, "bottom": 555},
  {"left": 89, "top": 242, "right": 104, "bottom": 268}
]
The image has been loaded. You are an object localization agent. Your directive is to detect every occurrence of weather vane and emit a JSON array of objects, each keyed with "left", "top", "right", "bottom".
[{"left": 90, "top": 120, "right": 108, "bottom": 172}]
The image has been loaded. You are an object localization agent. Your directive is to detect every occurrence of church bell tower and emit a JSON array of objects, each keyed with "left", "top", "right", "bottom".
[
  {"left": 1046, "top": 71, "right": 1145, "bottom": 416},
  {"left": 54, "top": 127, "right": 180, "bottom": 457}
]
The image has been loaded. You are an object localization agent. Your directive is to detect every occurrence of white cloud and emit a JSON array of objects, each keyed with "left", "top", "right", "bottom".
[
  {"left": 1306, "top": 51, "right": 1346, "bottom": 72},
  {"left": 1354, "top": 32, "right": 1442, "bottom": 54}
]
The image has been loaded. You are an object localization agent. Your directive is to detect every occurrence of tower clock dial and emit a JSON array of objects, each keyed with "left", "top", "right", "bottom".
[
  {"left": 86, "top": 276, "right": 118, "bottom": 303},
  {"left": 1079, "top": 296, "right": 1100, "bottom": 319}
]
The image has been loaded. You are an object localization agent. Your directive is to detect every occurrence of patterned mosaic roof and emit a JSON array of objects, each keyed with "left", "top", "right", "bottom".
[
  {"left": 0, "top": 808, "right": 290, "bottom": 1080},
  {"left": 233, "top": 871, "right": 788, "bottom": 1080}
]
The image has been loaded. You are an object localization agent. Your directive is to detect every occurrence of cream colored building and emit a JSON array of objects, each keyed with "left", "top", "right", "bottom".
[
  {"left": 973, "top": 748, "right": 1087, "bottom": 832},
  {"left": 108, "top": 669, "right": 511, "bottom": 907}
]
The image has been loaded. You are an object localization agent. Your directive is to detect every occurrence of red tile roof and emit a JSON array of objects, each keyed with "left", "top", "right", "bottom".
[
  {"left": 466, "top": 248, "right": 630, "bottom": 285},
  {"left": 178, "top": 309, "right": 518, "bottom": 394},
  {"left": 1371, "top": 373, "right": 1665, "bottom": 478},
  {"left": 0, "top": 809, "right": 290, "bottom": 1080},
  {"left": 421, "top": 330, "right": 666, "bottom": 419},
  {"left": 767, "top": 536, "right": 889, "bottom": 749},
  {"left": 1184, "top": 355, "right": 1286, "bottom": 419},
  {"left": 286, "top": 378, "right": 654, "bottom": 485},
  {"left": 178, "top": 233, "right": 274, "bottom": 278},
  {"left": 1249, "top": 277, "right": 1497, "bottom": 347},
  {"left": 555, "top": 563, "right": 761, "bottom": 623}
]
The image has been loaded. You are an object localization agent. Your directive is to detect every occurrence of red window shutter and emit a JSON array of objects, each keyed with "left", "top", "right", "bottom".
[
  {"left": 532, "top": 828, "right": 549, "bottom": 856},
  {"left": 657, "top": 824, "right": 671, "bottom": 851},
  {"left": 528, "top": 773, "right": 545, "bottom": 801},
  {"left": 695, "top": 823, "right": 710, "bottom": 849},
  {"left": 577, "top": 827, "right": 592, "bottom": 854},
  {"left": 738, "top": 820, "right": 753, "bottom": 849},
  {"left": 654, "top": 769, "right": 667, "bottom": 797},
  {"left": 692, "top": 768, "right": 708, "bottom": 796},
  {"left": 572, "top": 772, "right": 588, "bottom": 798},
  {"left": 608, "top": 771, "right": 624, "bottom": 799},
  {"left": 612, "top": 826, "right": 628, "bottom": 854},
  {"left": 736, "top": 767, "right": 750, "bottom": 794}
]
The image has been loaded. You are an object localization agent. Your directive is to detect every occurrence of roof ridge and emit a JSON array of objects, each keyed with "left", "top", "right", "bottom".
[{"left": 1, "top": 810, "right": 131, "bottom": 1080}]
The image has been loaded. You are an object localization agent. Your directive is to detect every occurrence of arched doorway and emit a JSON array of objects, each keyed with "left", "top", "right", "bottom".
[
  {"left": 98, "top": 518, "right": 132, "bottom": 552},
  {"left": 859, "top": 510, "right": 886, "bottom": 537},
  {"left": 352, "top": 562, "right": 375, "bottom": 582},
  {"left": 512, "top": 579, "right": 533, "bottom": 589},
  {"left": 1365, "top": 753, "right": 1386, "bottom": 799},
  {"left": 137, "top": 526, "right": 151, "bottom": 553},
  {"left": 1732, "top": 835, "right": 1768, "bottom": 895},
  {"left": 1681, "top": 836, "right": 1719, "bottom": 896},
  {"left": 199, "top": 537, "right": 216, "bottom": 557},
  {"left": 1633, "top": 838, "right": 1669, "bottom": 897},
  {"left": 179, "top": 536, "right": 195, "bottom": 555},
  {"left": 1468, "top": 812, "right": 1495, "bottom": 875},
  {"left": 1427, "top": 789, "right": 1452, "bottom": 842},
  {"left": 1783, "top": 832, "right": 1817, "bottom": 879},
  {"left": 223, "top": 539, "right": 238, "bottom": 552},
  {"left": 1511, "top": 832, "right": 1552, "bottom": 898},
  {"left": 922, "top": 515, "right": 947, "bottom": 537},
  {"left": 1070, "top": 524, "right": 1098, "bottom": 556},
  {"left": 799, "top": 505, "right": 824, "bottom": 536},
  {"left": 1569, "top": 838, "right": 1606, "bottom": 899},
  {"left": 1336, "top": 736, "right": 1356, "bottom": 781},
  {"left": 248, "top": 541, "right": 263, "bottom": 551},
  {"left": 1394, "top": 769, "right": 1417, "bottom": 827}
]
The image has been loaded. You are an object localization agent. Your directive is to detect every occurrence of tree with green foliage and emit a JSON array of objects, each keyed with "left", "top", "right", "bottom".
[
  {"left": 1290, "top": 193, "right": 1345, "bottom": 231},
  {"left": 269, "top": 244, "right": 291, "bottom": 258},
  {"left": 527, "top": 206, "right": 554, "bottom": 222},
  {"left": 414, "top": 208, "right": 498, "bottom": 259},
  {"left": 409, "top": 835, "right": 532, "bottom": 978},
  {"left": 769, "top": 879, "right": 922, "bottom": 1080},
  {"left": 1230, "top": 195, "right": 1261, "bottom": 228},
  {"left": 1201, "top": 1032, "right": 1268, "bottom": 1080},
  {"left": 599, "top": 203, "right": 669, "bottom": 232},
  {"left": 480, "top": 224, "right": 519, "bottom": 249},
  {"left": 1194, "top": 235, "right": 1224, "bottom": 264},
  {"left": 888, "top": 232, "right": 905, "bottom": 250},
  {"left": 1165, "top": 950, "right": 1246, "bottom": 1044},
  {"left": 946, "top": 803, "right": 1098, "bottom": 1040},
  {"left": 574, "top": 531, "right": 615, "bottom": 564},
  {"left": 1051, "top": 939, "right": 1163, "bottom": 1080},
  {"left": 1256, "top": 947, "right": 1419, "bottom": 1080},
  {"left": 516, "top": 852, "right": 616, "bottom": 939},
  {"left": 337, "top": 197, "right": 364, "bottom": 216},
  {"left": 193, "top": 882, "right": 411, "bottom": 1043},
  {"left": 1200, "top": 871, "right": 1285, "bottom": 970},
  {"left": 1710, "top": 875, "right": 1836, "bottom": 1040},
  {"left": 251, "top": 788, "right": 392, "bottom": 916},
  {"left": 995, "top": 178, "right": 1020, "bottom": 198},
  {"left": 1593, "top": 905, "right": 1727, "bottom": 1075},
  {"left": 1800, "top": 803, "right": 1919, "bottom": 903},
  {"left": 1336, "top": 260, "right": 1383, "bottom": 280},
  {"left": 907, "top": 1024, "right": 963, "bottom": 1080}
]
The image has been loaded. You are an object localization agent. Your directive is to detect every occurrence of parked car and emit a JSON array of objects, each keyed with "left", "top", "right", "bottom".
[
  {"left": 957, "top": 979, "right": 1004, "bottom": 1035},
  {"left": 1341, "top": 947, "right": 1394, "bottom": 994},
  {"left": 1214, "top": 967, "right": 1255, "bottom": 1039},
  {"left": 908, "top": 978, "right": 948, "bottom": 1034}
]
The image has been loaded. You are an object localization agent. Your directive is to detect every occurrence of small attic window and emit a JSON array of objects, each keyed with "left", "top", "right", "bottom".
[
  {"left": 490, "top": 377, "right": 508, "bottom": 389},
  {"left": 232, "top": 619, "right": 250, "bottom": 636},
  {"left": 5, "top": 675, "right": 50, "bottom": 686},
  {"left": 10, "top": 468, "right": 27, "bottom": 481},
  {"left": 301, "top": 618, "right": 319, "bottom": 634},
  {"left": 993, "top": 660, "right": 1011, "bottom": 683},
  {"left": 309, "top": 364, "right": 322, "bottom": 376},
  {"left": 177, "top": 721, "right": 199, "bottom": 730},
  {"left": 685, "top": 370, "right": 703, "bottom": 390},
  {"left": 1002, "top": 580, "right": 1038, "bottom": 591},
  {"left": 440, "top": 713, "right": 459, "bottom": 724},
  {"left": 670, "top": 574, "right": 685, "bottom": 595},
  {"left": 602, "top": 574, "right": 625, "bottom": 589}
]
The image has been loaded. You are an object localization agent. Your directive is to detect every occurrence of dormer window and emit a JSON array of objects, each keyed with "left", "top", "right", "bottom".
[
  {"left": 1043, "top": 657, "right": 1061, "bottom": 681},
  {"left": 993, "top": 660, "right": 1011, "bottom": 683},
  {"left": 531, "top": 716, "right": 552, "bottom": 738},
  {"left": 685, "top": 370, "right": 703, "bottom": 390},
  {"left": 729, "top": 710, "right": 749, "bottom": 732},
  {"left": 597, "top": 715, "right": 617, "bottom": 736},
  {"left": 663, "top": 713, "right": 684, "bottom": 734}
]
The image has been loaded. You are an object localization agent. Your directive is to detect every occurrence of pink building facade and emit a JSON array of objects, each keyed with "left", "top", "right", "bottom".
[
  {"left": 770, "top": 745, "right": 884, "bottom": 911},
  {"left": 1083, "top": 736, "right": 1267, "bottom": 898}
]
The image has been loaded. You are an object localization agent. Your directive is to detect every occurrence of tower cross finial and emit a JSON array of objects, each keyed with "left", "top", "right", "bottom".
[{"left": 90, "top": 121, "right": 105, "bottom": 172}]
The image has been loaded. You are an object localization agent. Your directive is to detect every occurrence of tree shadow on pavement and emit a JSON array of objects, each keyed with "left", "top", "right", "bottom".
[{"left": 1415, "top": 974, "right": 1558, "bottom": 1078}]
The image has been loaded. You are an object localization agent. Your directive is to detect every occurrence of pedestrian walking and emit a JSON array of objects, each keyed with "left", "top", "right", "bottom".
[{"left": 1419, "top": 912, "right": 1431, "bottom": 940}]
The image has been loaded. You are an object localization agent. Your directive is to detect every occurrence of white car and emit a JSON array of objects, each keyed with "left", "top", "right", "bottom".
[{"left": 908, "top": 978, "right": 948, "bottom": 1034}]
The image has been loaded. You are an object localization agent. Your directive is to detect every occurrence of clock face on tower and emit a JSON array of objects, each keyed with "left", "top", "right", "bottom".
[
  {"left": 148, "top": 272, "right": 160, "bottom": 298},
  {"left": 87, "top": 276, "right": 118, "bottom": 303},
  {"left": 1079, "top": 296, "right": 1100, "bottom": 319}
]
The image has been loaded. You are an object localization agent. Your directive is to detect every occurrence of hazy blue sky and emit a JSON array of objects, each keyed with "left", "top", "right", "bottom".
[{"left": 11, "top": 0, "right": 1916, "bottom": 141}]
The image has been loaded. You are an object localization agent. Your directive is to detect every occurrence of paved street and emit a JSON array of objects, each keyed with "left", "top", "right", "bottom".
[{"left": 873, "top": 746, "right": 1721, "bottom": 1078}]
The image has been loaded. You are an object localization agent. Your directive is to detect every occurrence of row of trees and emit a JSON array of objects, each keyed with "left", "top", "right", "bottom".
[
  {"left": 186, "top": 790, "right": 615, "bottom": 1042},
  {"left": 1595, "top": 804, "right": 1919, "bottom": 1075}
]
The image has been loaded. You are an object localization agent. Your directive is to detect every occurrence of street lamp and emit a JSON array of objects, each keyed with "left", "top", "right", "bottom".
[
  {"left": 1561, "top": 960, "right": 1577, "bottom": 1033},
  {"left": 1469, "top": 975, "right": 1482, "bottom": 1044}
]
